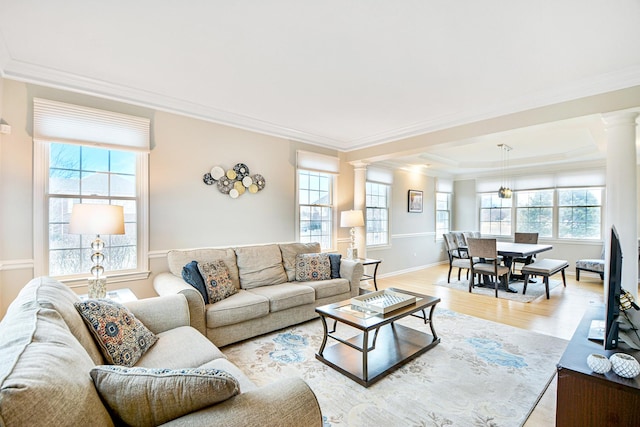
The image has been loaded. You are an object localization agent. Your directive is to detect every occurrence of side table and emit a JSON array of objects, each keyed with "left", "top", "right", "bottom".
[
  {"left": 358, "top": 258, "right": 382, "bottom": 291},
  {"left": 79, "top": 288, "right": 138, "bottom": 303}
]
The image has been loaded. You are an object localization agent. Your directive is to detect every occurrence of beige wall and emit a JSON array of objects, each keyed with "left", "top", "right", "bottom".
[
  {"left": 368, "top": 169, "right": 446, "bottom": 277},
  {"left": 0, "top": 78, "right": 349, "bottom": 316}
]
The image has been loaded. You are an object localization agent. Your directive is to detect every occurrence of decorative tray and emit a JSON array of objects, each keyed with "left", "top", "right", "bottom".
[{"left": 350, "top": 289, "right": 416, "bottom": 314}]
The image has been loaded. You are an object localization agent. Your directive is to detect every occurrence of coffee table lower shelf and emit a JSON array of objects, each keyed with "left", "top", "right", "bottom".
[{"left": 315, "top": 323, "right": 440, "bottom": 387}]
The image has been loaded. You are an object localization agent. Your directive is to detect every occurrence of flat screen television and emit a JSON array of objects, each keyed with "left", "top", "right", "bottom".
[{"left": 604, "top": 225, "right": 623, "bottom": 350}]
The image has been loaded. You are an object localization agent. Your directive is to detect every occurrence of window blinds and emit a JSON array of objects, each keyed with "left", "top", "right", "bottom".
[
  {"left": 33, "top": 98, "right": 150, "bottom": 152},
  {"left": 296, "top": 150, "right": 340, "bottom": 174},
  {"left": 367, "top": 166, "right": 394, "bottom": 184},
  {"left": 476, "top": 169, "right": 605, "bottom": 192}
]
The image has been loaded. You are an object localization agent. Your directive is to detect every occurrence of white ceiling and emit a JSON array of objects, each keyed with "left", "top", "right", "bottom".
[{"left": 1, "top": 1, "right": 640, "bottom": 174}]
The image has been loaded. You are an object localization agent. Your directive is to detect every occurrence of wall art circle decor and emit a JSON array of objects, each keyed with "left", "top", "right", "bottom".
[
  {"left": 233, "top": 163, "right": 250, "bottom": 180},
  {"left": 202, "top": 173, "right": 215, "bottom": 185},
  {"left": 203, "top": 163, "right": 266, "bottom": 199},
  {"left": 253, "top": 174, "right": 266, "bottom": 190},
  {"left": 216, "top": 177, "right": 234, "bottom": 194},
  {"left": 210, "top": 166, "right": 225, "bottom": 180},
  {"left": 233, "top": 181, "right": 246, "bottom": 195},
  {"left": 610, "top": 353, "right": 640, "bottom": 378}
]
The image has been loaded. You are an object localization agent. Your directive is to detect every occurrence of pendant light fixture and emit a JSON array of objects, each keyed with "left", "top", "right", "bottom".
[{"left": 497, "top": 143, "right": 513, "bottom": 199}]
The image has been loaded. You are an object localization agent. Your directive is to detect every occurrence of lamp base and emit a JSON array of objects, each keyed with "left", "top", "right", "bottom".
[
  {"left": 347, "top": 247, "right": 358, "bottom": 260},
  {"left": 88, "top": 277, "right": 107, "bottom": 299}
]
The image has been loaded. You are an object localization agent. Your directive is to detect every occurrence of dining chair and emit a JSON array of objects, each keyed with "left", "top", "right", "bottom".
[
  {"left": 467, "top": 238, "right": 510, "bottom": 297},
  {"left": 443, "top": 233, "right": 471, "bottom": 283},
  {"left": 512, "top": 232, "right": 539, "bottom": 274}
]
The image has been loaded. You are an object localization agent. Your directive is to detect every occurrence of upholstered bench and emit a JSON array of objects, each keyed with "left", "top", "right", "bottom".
[
  {"left": 575, "top": 259, "right": 605, "bottom": 281},
  {"left": 521, "top": 258, "right": 569, "bottom": 299}
]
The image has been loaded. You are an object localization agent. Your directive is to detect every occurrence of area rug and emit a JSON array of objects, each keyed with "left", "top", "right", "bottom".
[
  {"left": 223, "top": 308, "right": 567, "bottom": 426},
  {"left": 435, "top": 277, "right": 562, "bottom": 303}
]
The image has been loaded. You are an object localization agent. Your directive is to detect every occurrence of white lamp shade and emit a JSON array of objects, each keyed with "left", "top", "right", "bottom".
[
  {"left": 340, "top": 210, "right": 364, "bottom": 228},
  {"left": 69, "top": 204, "right": 125, "bottom": 235}
]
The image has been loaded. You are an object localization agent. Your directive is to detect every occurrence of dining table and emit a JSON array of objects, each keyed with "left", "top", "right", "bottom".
[{"left": 461, "top": 241, "right": 553, "bottom": 292}]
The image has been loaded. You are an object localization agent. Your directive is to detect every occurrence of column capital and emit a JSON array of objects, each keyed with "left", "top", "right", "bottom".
[
  {"left": 349, "top": 160, "right": 369, "bottom": 169},
  {"left": 601, "top": 111, "right": 639, "bottom": 128}
]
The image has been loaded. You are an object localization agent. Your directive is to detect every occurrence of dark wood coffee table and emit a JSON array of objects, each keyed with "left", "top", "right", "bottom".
[{"left": 315, "top": 288, "right": 440, "bottom": 387}]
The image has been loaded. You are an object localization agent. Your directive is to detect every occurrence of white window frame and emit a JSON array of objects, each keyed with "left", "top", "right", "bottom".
[
  {"left": 515, "top": 189, "right": 554, "bottom": 238},
  {"left": 556, "top": 187, "right": 604, "bottom": 240},
  {"left": 365, "top": 181, "right": 390, "bottom": 247},
  {"left": 479, "top": 192, "right": 513, "bottom": 236},
  {"left": 34, "top": 141, "right": 150, "bottom": 285},
  {"left": 435, "top": 192, "right": 451, "bottom": 239},
  {"left": 296, "top": 169, "right": 337, "bottom": 251}
]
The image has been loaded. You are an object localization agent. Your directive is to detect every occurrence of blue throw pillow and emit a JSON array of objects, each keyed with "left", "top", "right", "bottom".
[
  {"left": 328, "top": 253, "right": 341, "bottom": 279},
  {"left": 182, "top": 261, "right": 209, "bottom": 304}
]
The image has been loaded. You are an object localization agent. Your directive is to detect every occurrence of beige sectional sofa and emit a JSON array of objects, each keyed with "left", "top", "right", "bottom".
[
  {"left": 154, "top": 242, "right": 364, "bottom": 347},
  {"left": 0, "top": 277, "right": 322, "bottom": 426}
]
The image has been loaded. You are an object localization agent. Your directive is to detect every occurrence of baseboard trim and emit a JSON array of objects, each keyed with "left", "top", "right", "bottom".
[{"left": 377, "top": 261, "right": 448, "bottom": 279}]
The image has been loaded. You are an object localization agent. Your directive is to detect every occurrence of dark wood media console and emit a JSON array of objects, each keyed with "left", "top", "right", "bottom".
[{"left": 556, "top": 304, "right": 640, "bottom": 426}]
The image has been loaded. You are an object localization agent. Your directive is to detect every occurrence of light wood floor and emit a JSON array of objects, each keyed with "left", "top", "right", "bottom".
[{"left": 369, "top": 263, "right": 605, "bottom": 427}]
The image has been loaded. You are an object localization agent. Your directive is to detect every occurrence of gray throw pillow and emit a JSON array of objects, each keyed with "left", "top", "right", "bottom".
[{"left": 90, "top": 365, "right": 240, "bottom": 426}]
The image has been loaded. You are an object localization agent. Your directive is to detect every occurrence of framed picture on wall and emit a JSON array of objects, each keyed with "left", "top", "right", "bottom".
[{"left": 408, "top": 190, "right": 423, "bottom": 213}]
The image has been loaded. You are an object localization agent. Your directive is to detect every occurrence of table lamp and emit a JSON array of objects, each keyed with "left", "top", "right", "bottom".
[
  {"left": 69, "top": 203, "right": 125, "bottom": 298},
  {"left": 341, "top": 209, "right": 364, "bottom": 260}
]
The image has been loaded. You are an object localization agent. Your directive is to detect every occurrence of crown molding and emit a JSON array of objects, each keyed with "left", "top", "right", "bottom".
[{"left": 2, "top": 57, "right": 640, "bottom": 153}]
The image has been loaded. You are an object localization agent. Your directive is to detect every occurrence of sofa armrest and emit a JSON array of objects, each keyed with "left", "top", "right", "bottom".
[
  {"left": 124, "top": 294, "right": 190, "bottom": 335},
  {"left": 153, "top": 272, "right": 206, "bottom": 335},
  {"left": 162, "top": 378, "right": 322, "bottom": 427},
  {"left": 340, "top": 258, "right": 364, "bottom": 297}
]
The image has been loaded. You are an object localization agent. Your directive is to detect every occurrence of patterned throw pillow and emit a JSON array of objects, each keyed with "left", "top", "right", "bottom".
[
  {"left": 295, "top": 253, "right": 331, "bottom": 281},
  {"left": 74, "top": 299, "right": 158, "bottom": 367},
  {"left": 197, "top": 260, "right": 238, "bottom": 303},
  {"left": 90, "top": 365, "right": 240, "bottom": 427}
]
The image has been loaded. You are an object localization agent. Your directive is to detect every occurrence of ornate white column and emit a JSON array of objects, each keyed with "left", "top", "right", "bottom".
[
  {"left": 603, "top": 111, "right": 639, "bottom": 300},
  {"left": 351, "top": 161, "right": 368, "bottom": 259}
]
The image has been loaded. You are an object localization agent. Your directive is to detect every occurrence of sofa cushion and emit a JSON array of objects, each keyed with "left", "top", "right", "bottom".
[
  {"left": 235, "top": 244, "right": 288, "bottom": 289},
  {"left": 328, "top": 253, "right": 342, "bottom": 279},
  {"left": 295, "top": 253, "right": 331, "bottom": 281},
  {"left": 0, "top": 278, "right": 113, "bottom": 426},
  {"left": 182, "top": 260, "right": 209, "bottom": 304},
  {"left": 280, "top": 242, "right": 321, "bottom": 281},
  {"left": 198, "top": 260, "right": 238, "bottom": 303},
  {"left": 298, "top": 278, "right": 350, "bottom": 299},
  {"left": 91, "top": 366, "right": 240, "bottom": 427},
  {"left": 75, "top": 299, "right": 158, "bottom": 367},
  {"left": 247, "top": 283, "right": 315, "bottom": 313},
  {"left": 205, "top": 290, "right": 270, "bottom": 328},
  {"left": 168, "top": 248, "right": 240, "bottom": 289},
  {"left": 135, "top": 325, "right": 226, "bottom": 369}
]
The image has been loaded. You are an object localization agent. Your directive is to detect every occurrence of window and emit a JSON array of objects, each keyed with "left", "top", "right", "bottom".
[
  {"left": 47, "top": 143, "right": 139, "bottom": 276},
  {"left": 480, "top": 193, "right": 512, "bottom": 236},
  {"left": 558, "top": 188, "right": 602, "bottom": 239},
  {"left": 516, "top": 190, "right": 554, "bottom": 237},
  {"left": 298, "top": 170, "right": 334, "bottom": 249},
  {"left": 33, "top": 98, "right": 150, "bottom": 282},
  {"left": 366, "top": 182, "right": 390, "bottom": 246},
  {"left": 435, "top": 192, "right": 451, "bottom": 238}
]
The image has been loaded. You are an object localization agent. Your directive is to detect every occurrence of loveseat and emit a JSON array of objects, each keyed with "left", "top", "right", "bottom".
[
  {"left": 154, "top": 242, "right": 364, "bottom": 346},
  {"left": 0, "top": 277, "right": 322, "bottom": 426}
]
